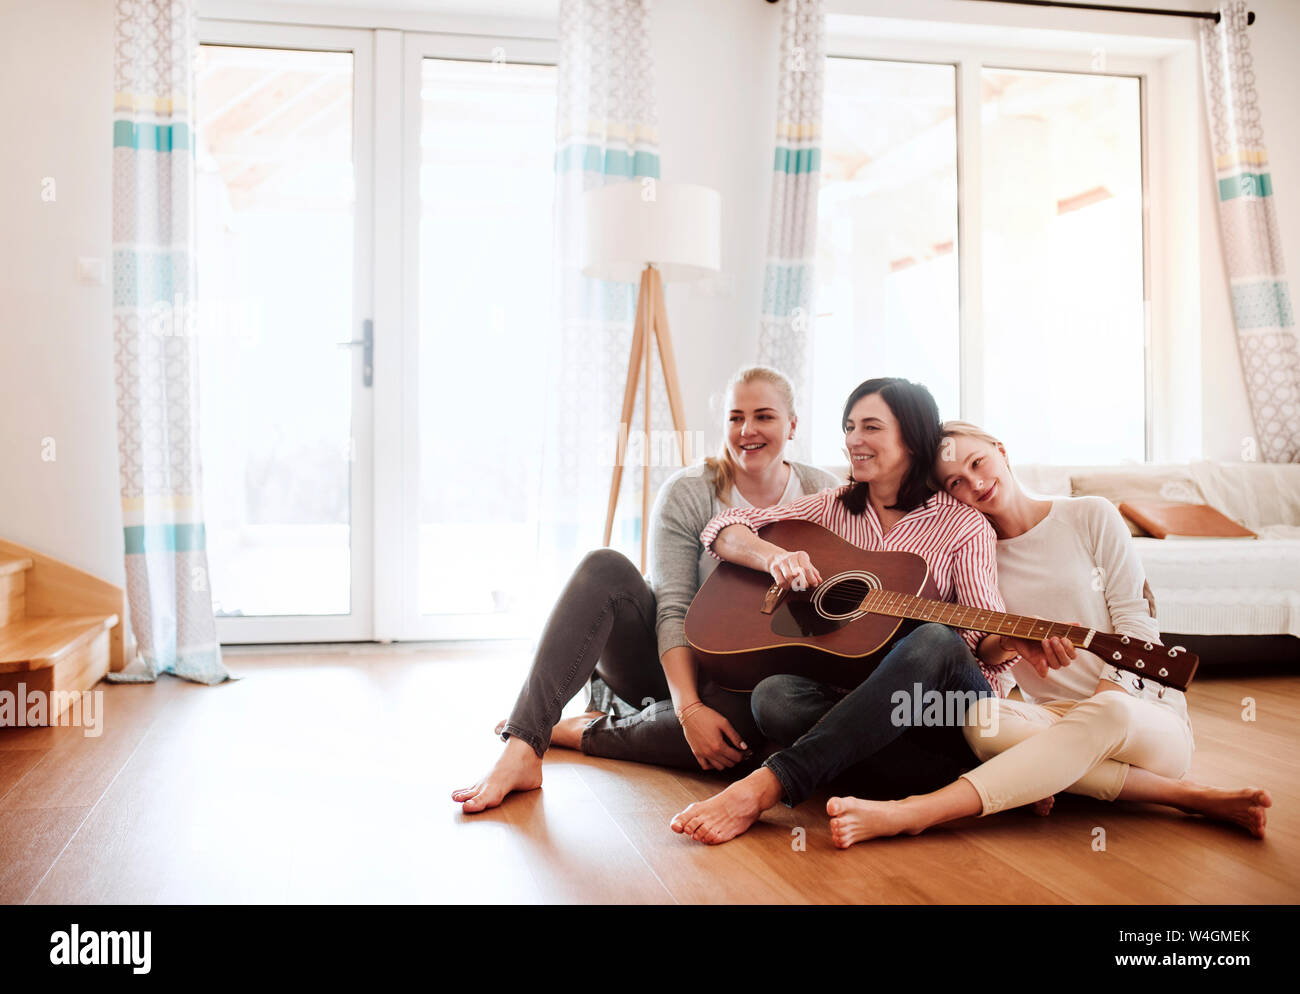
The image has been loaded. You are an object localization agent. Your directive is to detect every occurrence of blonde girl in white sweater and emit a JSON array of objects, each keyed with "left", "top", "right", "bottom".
[{"left": 826, "top": 421, "right": 1271, "bottom": 847}]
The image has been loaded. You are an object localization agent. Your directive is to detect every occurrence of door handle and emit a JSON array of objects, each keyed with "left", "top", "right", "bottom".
[{"left": 336, "top": 319, "right": 373, "bottom": 387}]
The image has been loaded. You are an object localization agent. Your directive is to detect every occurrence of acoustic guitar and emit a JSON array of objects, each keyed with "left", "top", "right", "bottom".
[{"left": 685, "top": 520, "right": 1198, "bottom": 693}]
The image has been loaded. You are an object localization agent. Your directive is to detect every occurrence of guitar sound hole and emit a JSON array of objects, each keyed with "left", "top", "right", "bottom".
[{"left": 817, "top": 577, "right": 874, "bottom": 618}]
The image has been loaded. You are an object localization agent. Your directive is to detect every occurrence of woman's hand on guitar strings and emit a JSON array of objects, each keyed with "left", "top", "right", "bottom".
[{"left": 764, "top": 549, "right": 822, "bottom": 592}]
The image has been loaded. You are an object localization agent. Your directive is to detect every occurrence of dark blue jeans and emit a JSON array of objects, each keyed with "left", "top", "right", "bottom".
[{"left": 754, "top": 623, "right": 993, "bottom": 807}]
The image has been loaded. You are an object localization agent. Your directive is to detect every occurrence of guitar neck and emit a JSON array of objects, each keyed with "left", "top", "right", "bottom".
[
  {"left": 860, "top": 589, "right": 1086, "bottom": 645},
  {"left": 857, "top": 589, "right": 1198, "bottom": 690}
]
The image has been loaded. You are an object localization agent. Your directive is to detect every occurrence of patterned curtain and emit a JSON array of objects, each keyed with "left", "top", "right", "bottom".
[
  {"left": 539, "top": 0, "right": 667, "bottom": 577},
  {"left": 756, "top": 0, "right": 825, "bottom": 407},
  {"left": 1200, "top": 2, "right": 1300, "bottom": 463},
  {"left": 110, "top": 0, "right": 227, "bottom": 684}
]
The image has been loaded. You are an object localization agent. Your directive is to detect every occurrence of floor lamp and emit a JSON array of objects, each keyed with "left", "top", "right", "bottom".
[{"left": 581, "top": 181, "right": 722, "bottom": 571}]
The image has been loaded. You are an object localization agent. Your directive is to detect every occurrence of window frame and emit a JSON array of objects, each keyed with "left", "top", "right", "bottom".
[{"left": 822, "top": 31, "right": 1183, "bottom": 464}]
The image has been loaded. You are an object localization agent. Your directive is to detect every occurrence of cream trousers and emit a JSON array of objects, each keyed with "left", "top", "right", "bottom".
[{"left": 959, "top": 691, "right": 1194, "bottom": 816}]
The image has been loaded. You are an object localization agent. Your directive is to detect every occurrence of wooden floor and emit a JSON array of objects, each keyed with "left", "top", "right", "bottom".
[{"left": 1, "top": 643, "right": 1297, "bottom": 904}]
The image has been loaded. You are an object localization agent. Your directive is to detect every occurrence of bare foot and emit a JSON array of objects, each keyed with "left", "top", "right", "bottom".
[
  {"left": 826, "top": 796, "right": 922, "bottom": 849},
  {"left": 669, "top": 768, "right": 784, "bottom": 844},
  {"left": 1175, "top": 785, "right": 1272, "bottom": 839},
  {"left": 548, "top": 711, "right": 605, "bottom": 751},
  {"left": 450, "top": 737, "right": 544, "bottom": 813},
  {"left": 1033, "top": 795, "right": 1055, "bottom": 817}
]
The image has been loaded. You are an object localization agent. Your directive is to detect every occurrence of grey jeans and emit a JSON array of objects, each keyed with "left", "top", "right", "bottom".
[{"left": 500, "top": 548, "right": 760, "bottom": 771}]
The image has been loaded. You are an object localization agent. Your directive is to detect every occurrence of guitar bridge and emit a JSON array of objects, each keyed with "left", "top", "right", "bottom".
[{"left": 760, "top": 583, "right": 788, "bottom": 615}]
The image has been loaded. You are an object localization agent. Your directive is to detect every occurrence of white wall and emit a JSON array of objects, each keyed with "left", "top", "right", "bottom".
[
  {"left": 2, "top": 0, "right": 1297, "bottom": 590},
  {"left": 0, "top": 0, "right": 124, "bottom": 586}
]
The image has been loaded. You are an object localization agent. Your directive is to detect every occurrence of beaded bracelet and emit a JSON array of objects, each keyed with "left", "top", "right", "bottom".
[{"left": 676, "top": 700, "right": 707, "bottom": 724}]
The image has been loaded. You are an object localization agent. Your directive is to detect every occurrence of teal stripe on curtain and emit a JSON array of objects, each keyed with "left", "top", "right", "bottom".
[
  {"left": 761, "top": 261, "right": 814, "bottom": 314},
  {"left": 1218, "top": 172, "right": 1274, "bottom": 201},
  {"left": 112, "top": 248, "right": 191, "bottom": 308},
  {"left": 123, "top": 523, "right": 209, "bottom": 555},
  {"left": 772, "top": 146, "right": 822, "bottom": 174},
  {"left": 554, "top": 143, "right": 661, "bottom": 177},
  {"left": 1230, "top": 280, "right": 1295, "bottom": 330},
  {"left": 112, "top": 119, "right": 195, "bottom": 152}
]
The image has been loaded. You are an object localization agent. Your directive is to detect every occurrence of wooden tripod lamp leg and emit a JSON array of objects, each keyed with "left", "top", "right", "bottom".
[
  {"left": 603, "top": 266, "right": 651, "bottom": 548},
  {"left": 641, "top": 266, "right": 655, "bottom": 573},
  {"left": 649, "top": 267, "right": 689, "bottom": 464}
]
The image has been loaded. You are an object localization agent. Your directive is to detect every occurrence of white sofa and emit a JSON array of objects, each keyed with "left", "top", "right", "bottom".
[{"left": 1013, "top": 460, "right": 1300, "bottom": 641}]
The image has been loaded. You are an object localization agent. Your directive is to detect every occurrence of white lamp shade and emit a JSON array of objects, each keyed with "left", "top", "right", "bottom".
[{"left": 580, "top": 181, "right": 721, "bottom": 283}]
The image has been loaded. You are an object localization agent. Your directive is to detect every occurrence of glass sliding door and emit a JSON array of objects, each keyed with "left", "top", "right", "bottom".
[
  {"left": 195, "top": 25, "right": 374, "bottom": 642},
  {"left": 401, "top": 35, "right": 558, "bottom": 639}
]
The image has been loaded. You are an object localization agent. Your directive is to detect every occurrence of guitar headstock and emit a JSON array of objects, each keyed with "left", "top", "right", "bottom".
[{"left": 1085, "top": 632, "right": 1199, "bottom": 690}]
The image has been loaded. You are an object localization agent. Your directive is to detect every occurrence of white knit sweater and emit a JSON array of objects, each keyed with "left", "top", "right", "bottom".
[{"left": 995, "top": 495, "right": 1190, "bottom": 722}]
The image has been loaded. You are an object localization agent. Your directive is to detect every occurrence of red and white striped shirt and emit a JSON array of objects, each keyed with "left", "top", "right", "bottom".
[{"left": 700, "top": 484, "right": 1016, "bottom": 697}]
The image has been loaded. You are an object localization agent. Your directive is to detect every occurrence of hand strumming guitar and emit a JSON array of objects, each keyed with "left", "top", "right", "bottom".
[{"left": 762, "top": 547, "right": 823, "bottom": 592}]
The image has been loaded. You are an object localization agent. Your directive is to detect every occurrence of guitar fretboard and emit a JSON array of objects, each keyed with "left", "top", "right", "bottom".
[{"left": 859, "top": 589, "right": 1089, "bottom": 645}]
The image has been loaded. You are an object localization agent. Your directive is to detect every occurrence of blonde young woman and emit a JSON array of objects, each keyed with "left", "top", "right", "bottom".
[
  {"left": 824, "top": 420, "right": 1272, "bottom": 846},
  {"left": 452, "top": 366, "right": 839, "bottom": 813}
]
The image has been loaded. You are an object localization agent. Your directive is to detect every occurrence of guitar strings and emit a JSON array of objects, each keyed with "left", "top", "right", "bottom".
[{"left": 817, "top": 588, "right": 1078, "bottom": 636}]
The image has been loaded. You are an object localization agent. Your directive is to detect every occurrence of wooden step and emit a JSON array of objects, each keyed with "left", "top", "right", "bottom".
[
  {"left": 0, "top": 614, "right": 116, "bottom": 726},
  {"left": 0, "top": 538, "right": 127, "bottom": 673},
  {"left": 0, "top": 614, "right": 119, "bottom": 673},
  {"left": 0, "top": 555, "right": 32, "bottom": 628},
  {"left": 0, "top": 556, "right": 32, "bottom": 579}
]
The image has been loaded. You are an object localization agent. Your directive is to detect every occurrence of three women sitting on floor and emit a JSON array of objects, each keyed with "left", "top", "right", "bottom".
[{"left": 453, "top": 367, "right": 1270, "bottom": 843}]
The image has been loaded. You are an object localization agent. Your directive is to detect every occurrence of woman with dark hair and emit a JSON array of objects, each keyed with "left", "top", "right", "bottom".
[{"left": 669, "top": 377, "right": 1014, "bottom": 845}]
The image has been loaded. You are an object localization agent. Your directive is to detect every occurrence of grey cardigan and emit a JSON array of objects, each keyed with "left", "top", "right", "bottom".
[{"left": 647, "top": 460, "right": 842, "bottom": 660}]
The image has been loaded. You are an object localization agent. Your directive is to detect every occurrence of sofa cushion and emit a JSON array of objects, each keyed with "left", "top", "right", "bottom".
[{"left": 1069, "top": 466, "right": 1205, "bottom": 535}]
